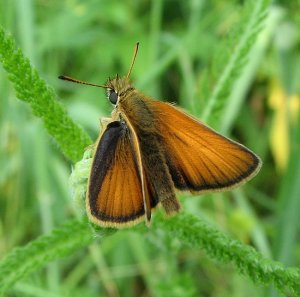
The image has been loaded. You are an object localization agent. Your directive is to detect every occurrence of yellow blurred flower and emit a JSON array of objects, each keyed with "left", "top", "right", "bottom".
[{"left": 269, "top": 80, "right": 299, "bottom": 172}]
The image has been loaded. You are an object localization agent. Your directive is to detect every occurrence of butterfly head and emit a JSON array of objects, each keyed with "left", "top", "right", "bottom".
[{"left": 106, "top": 75, "right": 134, "bottom": 106}]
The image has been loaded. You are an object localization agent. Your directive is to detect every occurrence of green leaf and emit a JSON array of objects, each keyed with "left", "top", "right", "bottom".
[
  {"left": 0, "top": 26, "right": 92, "bottom": 162},
  {"left": 0, "top": 219, "right": 94, "bottom": 295},
  {"left": 200, "top": 0, "right": 270, "bottom": 126},
  {"left": 1, "top": 215, "right": 300, "bottom": 296}
]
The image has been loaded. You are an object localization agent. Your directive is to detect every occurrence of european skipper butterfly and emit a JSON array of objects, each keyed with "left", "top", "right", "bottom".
[{"left": 60, "top": 43, "right": 261, "bottom": 228}]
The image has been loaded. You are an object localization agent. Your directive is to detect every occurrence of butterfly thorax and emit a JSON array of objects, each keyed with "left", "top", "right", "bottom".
[{"left": 107, "top": 76, "right": 154, "bottom": 130}]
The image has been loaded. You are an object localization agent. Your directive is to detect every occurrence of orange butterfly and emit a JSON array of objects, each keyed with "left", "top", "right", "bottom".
[{"left": 60, "top": 43, "right": 261, "bottom": 228}]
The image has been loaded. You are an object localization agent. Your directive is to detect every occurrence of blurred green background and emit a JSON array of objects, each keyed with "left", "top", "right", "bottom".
[{"left": 1, "top": 0, "right": 300, "bottom": 296}]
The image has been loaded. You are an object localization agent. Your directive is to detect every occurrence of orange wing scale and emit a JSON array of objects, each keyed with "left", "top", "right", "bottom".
[
  {"left": 153, "top": 102, "right": 261, "bottom": 192},
  {"left": 95, "top": 139, "right": 144, "bottom": 223},
  {"left": 87, "top": 121, "right": 158, "bottom": 228}
]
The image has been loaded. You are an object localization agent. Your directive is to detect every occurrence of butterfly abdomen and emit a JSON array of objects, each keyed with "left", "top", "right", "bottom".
[{"left": 139, "top": 130, "right": 180, "bottom": 214}]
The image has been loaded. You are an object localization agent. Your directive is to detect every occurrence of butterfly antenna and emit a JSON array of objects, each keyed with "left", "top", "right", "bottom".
[
  {"left": 126, "top": 42, "right": 139, "bottom": 79},
  {"left": 58, "top": 75, "right": 107, "bottom": 89}
]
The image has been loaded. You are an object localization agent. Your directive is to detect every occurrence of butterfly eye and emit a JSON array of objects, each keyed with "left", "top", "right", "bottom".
[{"left": 108, "top": 90, "right": 118, "bottom": 104}]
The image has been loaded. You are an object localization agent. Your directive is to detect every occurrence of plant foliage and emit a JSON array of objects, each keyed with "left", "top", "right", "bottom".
[
  {"left": 0, "top": 27, "right": 92, "bottom": 162},
  {"left": 1, "top": 0, "right": 299, "bottom": 296}
]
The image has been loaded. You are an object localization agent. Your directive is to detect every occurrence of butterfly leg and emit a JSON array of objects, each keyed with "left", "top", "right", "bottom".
[{"left": 100, "top": 117, "right": 112, "bottom": 129}]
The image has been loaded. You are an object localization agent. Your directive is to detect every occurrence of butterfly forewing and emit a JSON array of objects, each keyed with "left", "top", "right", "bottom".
[
  {"left": 152, "top": 101, "right": 261, "bottom": 193},
  {"left": 87, "top": 121, "right": 157, "bottom": 227}
]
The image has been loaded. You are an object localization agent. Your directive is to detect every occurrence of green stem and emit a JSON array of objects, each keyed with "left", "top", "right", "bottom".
[{"left": 0, "top": 215, "right": 299, "bottom": 296}]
